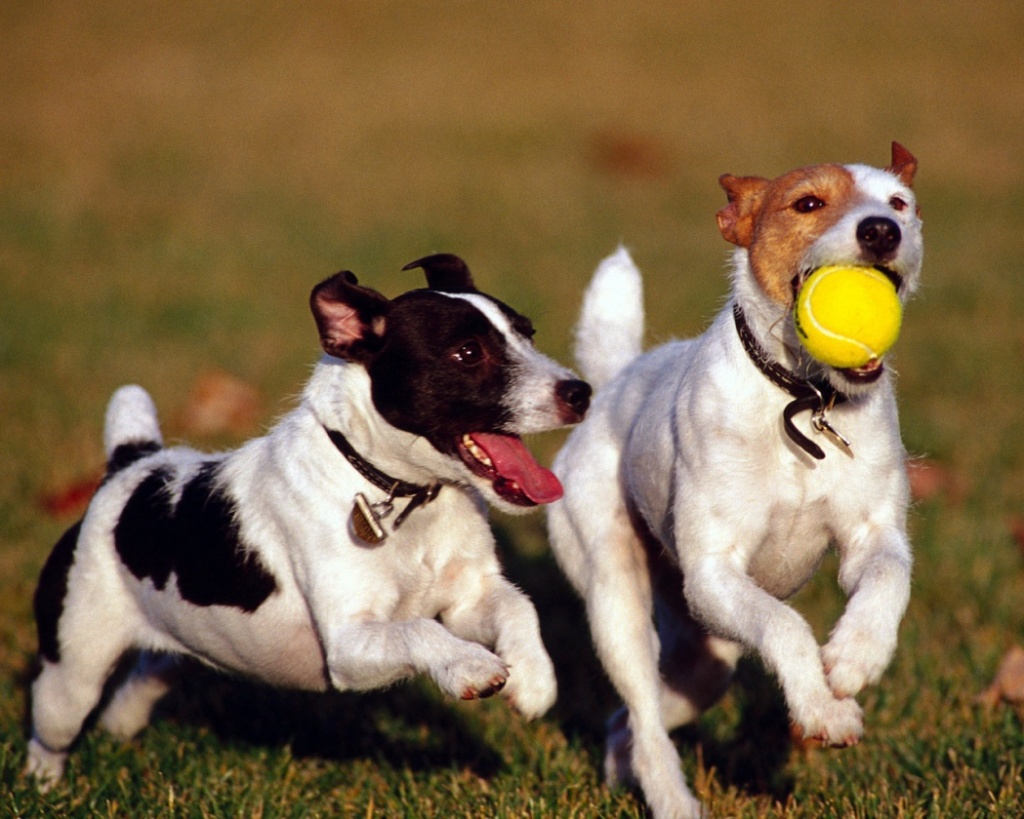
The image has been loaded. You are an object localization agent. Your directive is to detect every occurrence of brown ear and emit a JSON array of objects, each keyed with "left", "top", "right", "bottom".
[
  {"left": 310, "top": 271, "right": 390, "bottom": 361},
  {"left": 402, "top": 253, "right": 477, "bottom": 293},
  {"left": 887, "top": 142, "right": 918, "bottom": 187},
  {"left": 716, "top": 174, "right": 769, "bottom": 248}
]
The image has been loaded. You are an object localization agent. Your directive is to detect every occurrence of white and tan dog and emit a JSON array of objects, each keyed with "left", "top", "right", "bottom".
[
  {"left": 548, "top": 144, "right": 922, "bottom": 818},
  {"left": 27, "top": 254, "right": 591, "bottom": 787}
]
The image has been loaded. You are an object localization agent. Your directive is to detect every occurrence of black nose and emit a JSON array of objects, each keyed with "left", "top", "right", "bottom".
[
  {"left": 856, "top": 216, "right": 901, "bottom": 260},
  {"left": 555, "top": 379, "right": 592, "bottom": 423}
]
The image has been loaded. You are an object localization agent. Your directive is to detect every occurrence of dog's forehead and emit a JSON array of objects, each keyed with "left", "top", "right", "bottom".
[
  {"left": 388, "top": 289, "right": 532, "bottom": 341},
  {"left": 425, "top": 290, "right": 531, "bottom": 339},
  {"left": 845, "top": 163, "right": 915, "bottom": 204}
]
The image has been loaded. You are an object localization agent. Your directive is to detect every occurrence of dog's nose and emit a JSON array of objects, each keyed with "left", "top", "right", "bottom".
[
  {"left": 555, "top": 379, "right": 592, "bottom": 423},
  {"left": 856, "top": 216, "right": 901, "bottom": 260}
]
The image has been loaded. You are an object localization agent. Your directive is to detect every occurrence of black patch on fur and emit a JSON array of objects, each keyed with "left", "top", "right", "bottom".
[
  {"left": 34, "top": 520, "right": 82, "bottom": 664},
  {"left": 366, "top": 291, "right": 518, "bottom": 454},
  {"left": 105, "top": 440, "right": 163, "bottom": 480},
  {"left": 114, "top": 462, "right": 277, "bottom": 611}
]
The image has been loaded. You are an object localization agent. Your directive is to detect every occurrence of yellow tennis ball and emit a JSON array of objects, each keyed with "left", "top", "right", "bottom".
[{"left": 793, "top": 265, "right": 902, "bottom": 369}]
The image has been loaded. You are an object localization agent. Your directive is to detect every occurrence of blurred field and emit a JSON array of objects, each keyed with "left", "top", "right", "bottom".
[{"left": 2, "top": 1, "right": 1023, "bottom": 816}]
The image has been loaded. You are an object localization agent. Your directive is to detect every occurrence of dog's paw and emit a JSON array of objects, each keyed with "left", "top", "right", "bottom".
[
  {"left": 25, "top": 738, "right": 66, "bottom": 791},
  {"left": 792, "top": 693, "right": 863, "bottom": 747},
  {"left": 500, "top": 646, "right": 557, "bottom": 720},
  {"left": 433, "top": 644, "right": 509, "bottom": 702},
  {"left": 822, "top": 627, "right": 895, "bottom": 698}
]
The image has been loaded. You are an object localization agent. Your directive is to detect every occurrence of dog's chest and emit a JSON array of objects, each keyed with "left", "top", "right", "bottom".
[{"left": 744, "top": 493, "right": 832, "bottom": 598}]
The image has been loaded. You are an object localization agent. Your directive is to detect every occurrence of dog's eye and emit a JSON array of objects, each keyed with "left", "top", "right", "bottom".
[
  {"left": 793, "top": 195, "right": 826, "bottom": 213},
  {"left": 452, "top": 340, "right": 484, "bottom": 366},
  {"left": 889, "top": 196, "right": 908, "bottom": 212}
]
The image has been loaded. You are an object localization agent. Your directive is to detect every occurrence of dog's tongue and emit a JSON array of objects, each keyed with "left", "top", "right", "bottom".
[{"left": 472, "top": 432, "right": 563, "bottom": 504}]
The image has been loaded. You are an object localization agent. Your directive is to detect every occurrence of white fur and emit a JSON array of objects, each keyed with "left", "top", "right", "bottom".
[
  {"left": 26, "top": 289, "right": 581, "bottom": 786},
  {"left": 548, "top": 159, "right": 921, "bottom": 818}
]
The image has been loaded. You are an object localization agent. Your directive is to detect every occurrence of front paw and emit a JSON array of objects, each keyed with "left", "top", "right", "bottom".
[
  {"left": 792, "top": 692, "right": 863, "bottom": 747},
  {"left": 822, "top": 627, "right": 895, "bottom": 698},
  {"left": 434, "top": 644, "right": 509, "bottom": 702},
  {"left": 500, "top": 646, "right": 557, "bottom": 720}
]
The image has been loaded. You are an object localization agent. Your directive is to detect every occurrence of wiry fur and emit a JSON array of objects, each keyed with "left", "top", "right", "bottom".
[{"left": 548, "top": 145, "right": 922, "bottom": 818}]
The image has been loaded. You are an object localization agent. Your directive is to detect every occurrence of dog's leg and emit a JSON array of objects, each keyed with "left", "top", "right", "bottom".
[
  {"left": 325, "top": 618, "right": 510, "bottom": 701},
  {"left": 99, "top": 651, "right": 182, "bottom": 739},
  {"left": 650, "top": 543, "right": 743, "bottom": 733},
  {"left": 588, "top": 552, "right": 704, "bottom": 819},
  {"left": 442, "top": 576, "right": 557, "bottom": 719},
  {"left": 557, "top": 519, "right": 703, "bottom": 816},
  {"left": 656, "top": 592, "right": 743, "bottom": 731},
  {"left": 822, "top": 523, "right": 911, "bottom": 698},
  {"left": 684, "top": 557, "right": 863, "bottom": 746},
  {"left": 27, "top": 640, "right": 132, "bottom": 787}
]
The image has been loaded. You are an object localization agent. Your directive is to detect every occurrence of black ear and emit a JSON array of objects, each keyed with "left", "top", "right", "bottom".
[
  {"left": 402, "top": 253, "right": 477, "bottom": 293},
  {"left": 310, "top": 271, "right": 390, "bottom": 362}
]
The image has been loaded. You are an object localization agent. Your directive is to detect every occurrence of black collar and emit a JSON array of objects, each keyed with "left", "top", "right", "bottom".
[
  {"left": 732, "top": 303, "right": 848, "bottom": 460},
  {"left": 324, "top": 427, "right": 442, "bottom": 529}
]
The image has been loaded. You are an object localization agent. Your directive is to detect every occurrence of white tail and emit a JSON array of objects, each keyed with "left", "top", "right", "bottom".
[
  {"left": 103, "top": 385, "right": 163, "bottom": 458},
  {"left": 573, "top": 246, "right": 645, "bottom": 391}
]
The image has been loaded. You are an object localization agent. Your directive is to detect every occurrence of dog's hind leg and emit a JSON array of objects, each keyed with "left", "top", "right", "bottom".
[
  {"left": 27, "top": 630, "right": 135, "bottom": 787},
  {"left": 99, "top": 651, "right": 181, "bottom": 739},
  {"left": 27, "top": 527, "right": 140, "bottom": 787},
  {"left": 549, "top": 474, "right": 704, "bottom": 818}
]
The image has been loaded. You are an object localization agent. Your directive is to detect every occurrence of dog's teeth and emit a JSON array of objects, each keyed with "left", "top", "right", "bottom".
[{"left": 462, "top": 434, "right": 493, "bottom": 467}]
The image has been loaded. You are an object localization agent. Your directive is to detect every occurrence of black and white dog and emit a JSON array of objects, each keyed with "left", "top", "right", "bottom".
[{"left": 27, "top": 254, "right": 591, "bottom": 786}]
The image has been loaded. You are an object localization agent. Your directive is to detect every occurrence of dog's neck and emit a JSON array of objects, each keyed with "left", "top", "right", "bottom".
[
  {"left": 729, "top": 252, "right": 802, "bottom": 369},
  {"left": 729, "top": 252, "right": 854, "bottom": 461},
  {"left": 303, "top": 359, "right": 455, "bottom": 488}
]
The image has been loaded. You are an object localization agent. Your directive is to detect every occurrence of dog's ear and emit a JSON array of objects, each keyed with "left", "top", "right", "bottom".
[
  {"left": 887, "top": 142, "right": 918, "bottom": 187},
  {"left": 716, "top": 174, "right": 769, "bottom": 248},
  {"left": 310, "top": 271, "right": 390, "bottom": 362},
  {"left": 402, "top": 253, "right": 477, "bottom": 293}
]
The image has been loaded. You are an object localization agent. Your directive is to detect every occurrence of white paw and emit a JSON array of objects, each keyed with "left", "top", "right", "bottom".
[
  {"left": 792, "top": 692, "right": 864, "bottom": 747},
  {"left": 822, "top": 627, "right": 895, "bottom": 698},
  {"left": 500, "top": 646, "right": 557, "bottom": 720},
  {"left": 433, "top": 643, "right": 509, "bottom": 702},
  {"left": 25, "top": 738, "right": 66, "bottom": 791}
]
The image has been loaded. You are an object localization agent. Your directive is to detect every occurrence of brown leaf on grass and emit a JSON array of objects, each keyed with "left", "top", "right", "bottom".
[
  {"left": 174, "top": 370, "right": 263, "bottom": 437},
  {"left": 906, "top": 457, "right": 964, "bottom": 503},
  {"left": 976, "top": 645, "right": 1024, "bottom": 708},
  {"left": 1008, "top": 516, "right": 1024, "bottom": 561},
  {"left": 590, "top": 130, "right": 673, "bottom": 180},
  {"left": 38, "top": 474, "right": 101, "bottom": 518}
]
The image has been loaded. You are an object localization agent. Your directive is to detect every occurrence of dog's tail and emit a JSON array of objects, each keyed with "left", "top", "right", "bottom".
[
  {"left": 103, "top": 385, "right": 164, "bottom": 475},
  {"left": 573, "top": 246, "right": 645, "bottom": 391}
]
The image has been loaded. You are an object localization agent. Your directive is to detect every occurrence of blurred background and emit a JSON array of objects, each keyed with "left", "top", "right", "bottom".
[{"left": 2, "top": 1, "right": 1023, "bottom": 815}]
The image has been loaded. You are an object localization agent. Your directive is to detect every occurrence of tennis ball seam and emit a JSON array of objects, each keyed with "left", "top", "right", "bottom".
[
  {"left": 798, "top": 272, "right": 880, "bottom": 360},
  {"left": 793, "top": 265, "right": 902, "bottom": 368}
]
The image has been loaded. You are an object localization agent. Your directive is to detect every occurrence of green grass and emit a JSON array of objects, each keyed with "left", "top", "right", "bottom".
[{"left": 2, "top": 1, "right": 1023, "bottom": 815}]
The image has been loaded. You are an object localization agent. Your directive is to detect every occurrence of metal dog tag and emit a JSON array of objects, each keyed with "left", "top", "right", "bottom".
[
  {"left": 351, "top": 493, "right": 388, "bottom": 546},
  {"left": 812, "top": 409, "right": 852, "bottom": 453}
]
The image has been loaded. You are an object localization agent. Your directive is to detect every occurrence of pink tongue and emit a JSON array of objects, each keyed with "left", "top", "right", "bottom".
[{"left": 471, "top": 433, "right": 564, "bottom": 503}]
